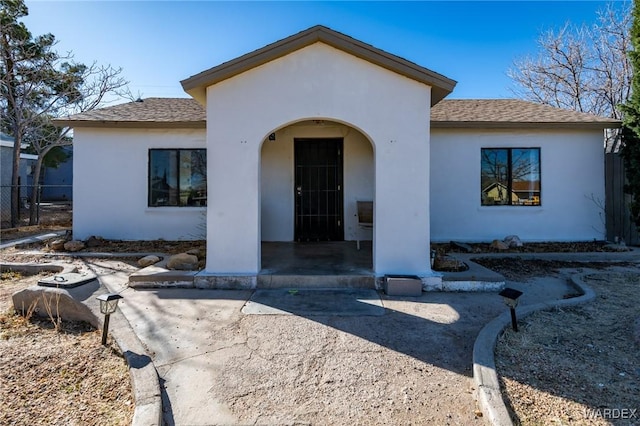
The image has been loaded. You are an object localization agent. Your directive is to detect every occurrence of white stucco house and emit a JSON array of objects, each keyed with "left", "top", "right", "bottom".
[{"left": 55, "top": 26, "right": 619, "bottom": 286}]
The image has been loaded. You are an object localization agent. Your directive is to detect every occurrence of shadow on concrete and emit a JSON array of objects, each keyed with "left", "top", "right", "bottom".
[
  {"left": 243, "top": 288, "right": 384, "bottom": 316},
  {"left": 244, "top": 288, "right": 508, "bottom": 377},
  {"left": 159, "top": 377, "right": 175, "bottom": 426},
  {"left": 141, "top": 288, "right": 253, "bottom": 301},
  {"left": 124, "top": 350, "right": 153, "bottom": 369}
]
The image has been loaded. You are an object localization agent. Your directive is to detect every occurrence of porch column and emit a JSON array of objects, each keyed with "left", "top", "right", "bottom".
[
  {"left": 204, "top": 132, "right": 261, "bottom": 279},
  {"left": 373, "top": 125, "right": 432, "bottom": 277}
]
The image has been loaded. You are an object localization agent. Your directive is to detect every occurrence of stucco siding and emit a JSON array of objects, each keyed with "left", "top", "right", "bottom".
[
  {"left": 73, "top": 128, "right": 206, "bottom": 240},
  {"left": 430, "top": 128, "right": 605, "bottom": 242},
  {"left": 260, "top": 122, "right": 374, "bottom": 242},
  {"left": 206, "top": 41, "right": 432, "bottom": 275}
]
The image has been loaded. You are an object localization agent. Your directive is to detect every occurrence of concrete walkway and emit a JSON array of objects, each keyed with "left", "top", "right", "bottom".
[
  {"left": 0, "top": 230, "right": 67, "bottom": 250},
  {"left": 100, "top": 268, "right": 586, "bottom": 425}
]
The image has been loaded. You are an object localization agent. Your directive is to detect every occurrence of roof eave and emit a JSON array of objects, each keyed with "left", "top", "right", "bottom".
[
  {"left": 431, "top": 121, "right": 622, "bottom": 130},
  {"left": 181, "top": 25, "right": 456, "bottom": 106},
  {"left": 52, "top": 120, "right": 206, "bottom": 129}
]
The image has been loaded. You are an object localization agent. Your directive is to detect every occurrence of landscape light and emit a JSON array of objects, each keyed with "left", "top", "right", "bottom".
[
  {"left": 96, "top": 293, "right": 123, "bottom": 346},
  {"left": 499, "top": 287, "right": 523, "bottom": 332}
]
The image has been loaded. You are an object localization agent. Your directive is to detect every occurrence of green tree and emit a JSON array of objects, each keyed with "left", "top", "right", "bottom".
[
  {"left": 620, "top": 1, "right": 640, "bottom": 227},
  {"left": 1, "top": 0, "right": 128, "bottom": 226}
]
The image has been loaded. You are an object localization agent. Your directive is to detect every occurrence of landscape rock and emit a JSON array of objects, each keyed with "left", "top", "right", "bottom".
[
  {"left": 166, "top": 253, "right": 199, "bottom": 271},
  {"left": 433, "top": 255, "right": 466, "bottom": 271},
  {"left": 450, "top": 241, "right": 473, "bottom": 253},
  {"left": 603, "top": 243, "right": 631, "bottom": 252},
  {"left": 63, "top": 240, "right": 85, "bottom": 252},
  {"left": 85, "top": 236, "right": 103, "bottom": 248},
  {"left": 49, "top": 239, "right": 67, "bottom": 251},
  {"left": 490, "top": 240, "right": 509, "bottom": 250},
  {"left": 504, "top": 235, "right": 523, "bottom": 248},
  {"left": 12, "top": 286, "right": 98, "bottom": 323},
  {"left": 186, "top": 248, "right": 202, "bottom": 258},
  {"left": 138, "top": 255, "right": 161, "bottom": 267}
]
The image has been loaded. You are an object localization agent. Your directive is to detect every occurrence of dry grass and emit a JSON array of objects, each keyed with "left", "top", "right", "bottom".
[
  {"left": 495, "top": 272, "right": 640, "bottom": 425},
  {"left": 0, "top": 269, "right": 134, "bottom": 425}
]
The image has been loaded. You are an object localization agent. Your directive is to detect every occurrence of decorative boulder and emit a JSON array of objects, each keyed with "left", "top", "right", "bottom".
[
  {"left": 490, "top": 239, "right": 509, "bottom": 250},
  {"left": 186, "top": 248, "right": 201, "bottom": 258},
  {"left": 166, "top": 253, "right": 199, "bottom": 271},
  {"left": 504, "top": 235, "right": 523, "bottom": 248},
  {"left": 49, "top": 239, "right": 67, "bottom": 251},
  {"left": 603, "top": 243, "right": 630, "bottom": 252},
  {"left": 450, "top": 241, "right": 473, "bottom": 253},
  {"left": 63, "top": 240, "right": 85, "bottom": 252},
  {"left": 433, "top": 255, "right": 465, "bottom": 271},
  {"left": 138, "top": 255, "right": 161, "bottom": 267},
  {"left": 85, "top": 235, "right": 104, "bottom": 248}
]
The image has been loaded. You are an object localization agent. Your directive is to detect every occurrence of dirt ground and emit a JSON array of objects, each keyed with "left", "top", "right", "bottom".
[
  {"left": 0, "top": 202, "right": 73, "bottom": 231},
  {"left": 492, "top": 268, "right": 640, "bottom": 426},
  {"left": 0, "top": 269, "right": 134, "bottom": 425}
]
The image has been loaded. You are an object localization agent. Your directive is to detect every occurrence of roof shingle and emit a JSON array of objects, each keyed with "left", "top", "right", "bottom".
[
  {"left": 53, "top": 98, "right": 206, "bottom": 128},
  {"left": 431, "top": 99, "right": 620, "bottom": 129},
  {"left": 54, "top": 98, "right": 621, "bottom": 130}
]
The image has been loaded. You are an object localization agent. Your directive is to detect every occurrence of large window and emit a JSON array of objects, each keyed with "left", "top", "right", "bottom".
[
  {"left": 149, "top": 149, "right": 206, "bottom": 207},
  {"left": 481, "top": 148, "right": 540, "bottom": 206}
]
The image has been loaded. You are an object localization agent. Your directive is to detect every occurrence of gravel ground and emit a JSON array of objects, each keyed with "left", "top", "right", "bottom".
[
  {"left": 0, "top": 270, "right": 134, "bottom": 426},
  {"left": 495, "top": 270, "right": 640, "bottom": 426}
]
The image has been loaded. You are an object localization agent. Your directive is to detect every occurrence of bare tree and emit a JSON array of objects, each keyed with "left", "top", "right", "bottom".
[
  {"left": 23, "top": 63, "right": 129, "bottom": 224},
  {"left": 1, "top": 0, "right": 129, "bottom": 225},
  {"left": 509, "top": 2, "right": 631, "bottom": 120}
]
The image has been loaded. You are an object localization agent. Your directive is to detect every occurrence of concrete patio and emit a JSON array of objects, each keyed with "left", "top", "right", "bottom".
[{"left": 130, "top": 241, "right": 506, "bottom": 291}]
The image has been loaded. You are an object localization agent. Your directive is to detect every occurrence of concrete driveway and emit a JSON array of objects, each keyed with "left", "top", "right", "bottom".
[{"left": 101, "top": 271, "right": 576, "bottom": 425}]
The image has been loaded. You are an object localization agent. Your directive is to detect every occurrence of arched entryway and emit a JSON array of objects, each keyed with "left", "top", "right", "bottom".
[{"left": 259, "top": 119, "right": 375, "bottom": 278}]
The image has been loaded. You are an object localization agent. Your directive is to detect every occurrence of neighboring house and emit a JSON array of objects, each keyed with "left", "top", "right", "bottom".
[
  {"left": 1, "top": 133, "right": 37, "bottom": 222},
  {"left": 41, "top": 146, "right": 73, "bottom": 202},
  {"left": 481, "top": 182, "right": 520, "bottom": 206},
  {"left": 481, "top": 181, "right": 540, "bottom": 206},
  {"left": 54, "top": 26, "right": 619, "bottom": 285}
]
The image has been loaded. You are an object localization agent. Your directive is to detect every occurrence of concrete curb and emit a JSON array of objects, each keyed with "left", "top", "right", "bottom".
[
  {"left": 1, "top": 261, "right": 71, "bottom": 275},
  {"left": 0, "top": 230, "right": 67, "bottom": 250},
  {"left": 472, "top": 273, "right": 596, "bottom": 425},
  {"left": 95, "top": 281, "right": 163, "bottom": 426}
]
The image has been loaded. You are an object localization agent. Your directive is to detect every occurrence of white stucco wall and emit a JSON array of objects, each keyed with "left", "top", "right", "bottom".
[
  {"left": 260, "top": 121, "right": 374, "bottom": 242},
  {"left": 430, "top": 128, "right": 605, "bottom": 242},
  {"left": 73, "top": 128, "right": 206, "bottom": 240},
  {"left": 206, "top": 42, "right": 432, "bottom": 275}
]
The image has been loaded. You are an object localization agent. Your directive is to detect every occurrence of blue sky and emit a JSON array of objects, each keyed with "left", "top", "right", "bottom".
[{"left": 23, "top": 1, "right": 625, "bottom": 102}]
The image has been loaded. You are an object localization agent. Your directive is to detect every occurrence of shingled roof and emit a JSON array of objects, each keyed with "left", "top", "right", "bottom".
[
  {"left": 431, "top": 99, "right": 620, "bottom": 130},
  {"left": 54, "top": 98, "right": 621, "bottom": 130},
  {"left": 53, "top": 98, "right": 206, "bottom": 128}
]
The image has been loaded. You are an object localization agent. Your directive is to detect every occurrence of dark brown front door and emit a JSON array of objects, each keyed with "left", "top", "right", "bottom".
[{"left": 294, "top": 138, "right": 344, "bottom": 241}]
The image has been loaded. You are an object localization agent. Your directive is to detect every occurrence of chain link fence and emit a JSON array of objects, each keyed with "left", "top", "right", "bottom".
[{"left": 1, "top": 185, "right": 72, "bottom": 229}]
